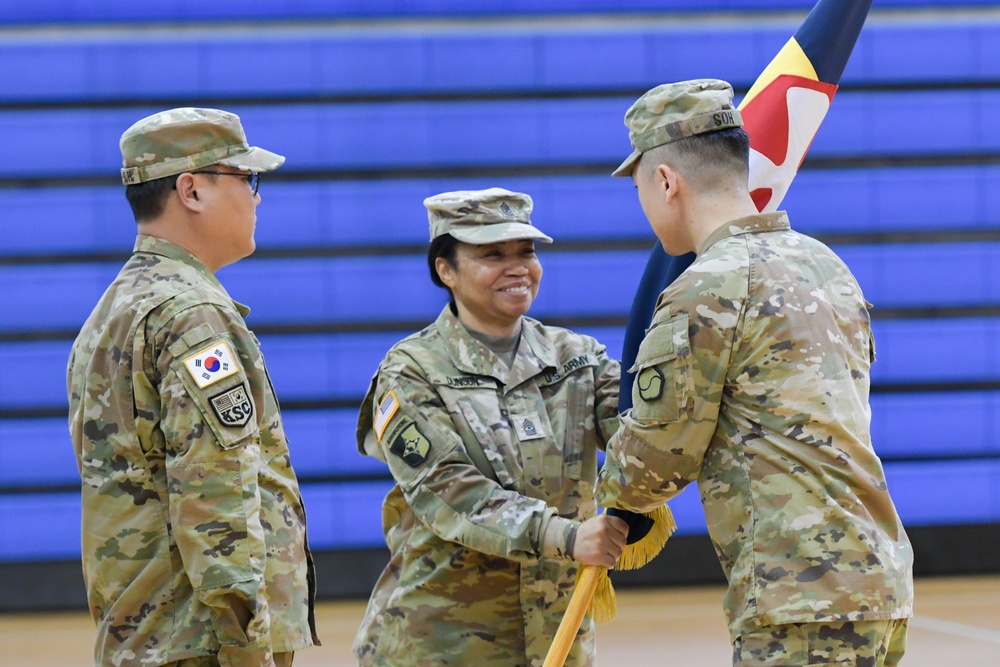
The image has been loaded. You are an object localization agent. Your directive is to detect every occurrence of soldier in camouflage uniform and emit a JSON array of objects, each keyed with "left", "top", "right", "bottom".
[
  {"left": 354, "top": 188, "right": 629, "bottom": 666},
  {"left": 597, "top": 80, "right": 914, "bottom": 666},
  {"left": 67, "top": 108, "right": 318, "bottom": 667}
]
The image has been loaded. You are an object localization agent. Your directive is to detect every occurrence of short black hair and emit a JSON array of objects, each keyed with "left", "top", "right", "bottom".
[
  {"left": 640, "top": 126, "right": 750, "bottom": 187},
  {"left": 427, "top": 234, "right": 460, "bottom": 304},
  {"left": 124, "top": 175, "right": 176, "bottom": 222}
]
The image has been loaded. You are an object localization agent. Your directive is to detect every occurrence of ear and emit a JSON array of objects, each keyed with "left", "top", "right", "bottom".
[
  {"left": 656, "top": 163, "right": 681, "bottom": 204},
  {"left": 435, "top": 256, "right": 457, "bottom": 288},
  {"left": 172, "top": 173, "right": 204, "bottom": 212}
]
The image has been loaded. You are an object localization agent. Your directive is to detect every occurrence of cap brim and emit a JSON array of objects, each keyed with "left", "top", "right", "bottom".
[
  {"left": 611, "top": 149, "right": 641, "bottom": 178},
  {"left": 449, "top": 221, "right": 553, "bottom": 244},
  {"left": 218, "top": 146, "right": 286, "bottom": 173}
]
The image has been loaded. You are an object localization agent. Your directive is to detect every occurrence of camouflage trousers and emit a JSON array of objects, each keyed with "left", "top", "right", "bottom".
[
  {"left": 167, "top": 651, "right": 295, "bottom": 667},
  {"left": 732, "top": 619, "right": 908, "bottom": 667}
]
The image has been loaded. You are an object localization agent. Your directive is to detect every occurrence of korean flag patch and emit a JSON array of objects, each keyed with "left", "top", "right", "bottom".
[
  {"left": 209, "top": 382, "right": 254, "bottom": 427},
  {"left": 183, "top": 341, "right": 239, "bottom": 388}
]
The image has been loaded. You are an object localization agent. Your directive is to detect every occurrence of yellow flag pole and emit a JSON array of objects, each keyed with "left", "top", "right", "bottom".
[{"left": 542, "top": 564, "right": 603, "bottom": 667}]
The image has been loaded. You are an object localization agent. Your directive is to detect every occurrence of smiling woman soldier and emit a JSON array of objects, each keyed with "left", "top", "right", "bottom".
[{"left": 353, "top": 187, "right": 629, "bottom": 667}]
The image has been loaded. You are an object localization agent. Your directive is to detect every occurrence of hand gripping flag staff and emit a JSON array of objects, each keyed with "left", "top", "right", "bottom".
[{"left": 544, "top": 0, "right": 873, "bottom": 664}]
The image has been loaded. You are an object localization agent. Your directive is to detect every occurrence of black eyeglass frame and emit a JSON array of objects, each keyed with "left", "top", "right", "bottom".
[{"left": 174, "top": 170, "right": 260, "bottom": 195}]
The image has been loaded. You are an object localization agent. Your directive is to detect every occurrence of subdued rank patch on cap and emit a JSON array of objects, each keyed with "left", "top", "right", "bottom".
[
  {"left": 512, "top": 411, "right": 546, "bottom": 441},
  {"left": 209, "top": 382, "right": 254, "bottom": 427},
  {"left": 374, "top": 390, "right": 400, "bottom": 442},
  {"left": 183, "top": 341, "right": 239, "bottom": 388},
  {"left": 423, "top": 187, "right": 553, "bottom": 244},
  {"left": 389, "top": 421, "right": 432, "bottom": 467},
  {"left": 636, "top": 366, "right": 665, "bottom": 402},
  {"left": 612, "top": 78, "right": 744, "bottom": 177}
]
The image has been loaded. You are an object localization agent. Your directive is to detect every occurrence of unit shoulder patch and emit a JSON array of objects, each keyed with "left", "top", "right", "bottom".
[
  {"left": 637, "top": 366, "right": 665, "bottom": 402},
  {"left": 389, "top": 421, "right": 432, "bottom": 468},
  {"left": 183, "top": 340, "right": 240, "bottom": 388},
  {"left": 209, "top": 382, "right": 254, "bottom": 427}
]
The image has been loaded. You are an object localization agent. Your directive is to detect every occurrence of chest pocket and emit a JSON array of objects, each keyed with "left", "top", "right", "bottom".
[
  {"left": 457, "top": 398, "right": 519, "bottom": 490},
  {"left": 629, "top": 314, "right": 690, "bottom": 424},
  {"left": 539, "top": 360, "right": 597, "bottom": 482},
  {"left": 435, "top": 374, "right": 520, "bottom": 491}
]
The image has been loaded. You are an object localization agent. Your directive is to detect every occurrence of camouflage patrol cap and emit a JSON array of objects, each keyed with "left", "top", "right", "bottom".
[
  {"left": 612, "top": 79, "right": 743, "bottom": 177},
  {"left": 424, "top": 187, "right": 553, "bottom": 244},
  {"left": 119, "top": 107, "right": 285, "bottom": 185}
]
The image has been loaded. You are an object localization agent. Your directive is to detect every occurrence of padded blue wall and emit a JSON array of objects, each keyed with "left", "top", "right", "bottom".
[{"left": 1, "top": 2, "right": 999, "bottom": 563}]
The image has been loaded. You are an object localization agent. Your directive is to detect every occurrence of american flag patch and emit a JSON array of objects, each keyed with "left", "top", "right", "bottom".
[{"left": 374, "top": 390, "right": 400, "bottom": 442}]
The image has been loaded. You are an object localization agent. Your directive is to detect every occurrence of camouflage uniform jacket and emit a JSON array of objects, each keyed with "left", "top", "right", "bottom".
[
  {"left": 597, "top": 212, "right": 914, "bottom": 641},
  {"left": 354, "top": 306, "right": 620, "bottom": 667},
  {"left": 67, "top": 235, "right": 318, "bottom": 667}
]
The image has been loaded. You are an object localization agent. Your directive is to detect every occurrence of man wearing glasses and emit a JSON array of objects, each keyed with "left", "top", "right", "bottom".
[{"left": 67, "top": 108, "right": 318, "bottom": 667}]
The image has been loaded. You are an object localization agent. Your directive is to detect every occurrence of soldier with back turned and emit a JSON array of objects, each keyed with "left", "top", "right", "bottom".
[{"left": 597, "top": 80, "right": 914, "bottom": 666}]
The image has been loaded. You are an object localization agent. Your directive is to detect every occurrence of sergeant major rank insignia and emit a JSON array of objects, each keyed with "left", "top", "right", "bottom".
[
  {"left": 512, "top": 411, "right": 546, "bottom": 441},
  {"left": 209, "top": 382, "right": 254, "bottom": 427},
  {"left": 389, "top": 421, "right": 431, "bottom": 467},
  {"left": 636, "top": 366, "right": 664, "bottom": 402}
]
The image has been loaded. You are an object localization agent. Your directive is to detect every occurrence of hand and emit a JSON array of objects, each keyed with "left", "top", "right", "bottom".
[{"left": 572, "top": 514, "right": 629, "bottom": 568}]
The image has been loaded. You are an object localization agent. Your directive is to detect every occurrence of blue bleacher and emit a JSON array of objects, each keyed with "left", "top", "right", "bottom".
[
  {"left": 2, "top": 17, "right": 999, "bottom": 105},
  {"left": 10, "top": 0, "right": 997, "bottom": 26},
  {"left": 8, "top": 389, "right": 998, "bottom": 494},
  {"left": 3, "top": 241, "right": 998, "bottom": 336},
  {"left": 4, "top": 89, "right": 1000, "bottom": 179},
  {"left": 4, "top": 457, "right": 998, "bottom": 560},
  {"left": 4, "top": 318, "right": 999, "bottom": 415},
  {"left": 4, "top": 164, "right": 1000, "bottom": 260}
]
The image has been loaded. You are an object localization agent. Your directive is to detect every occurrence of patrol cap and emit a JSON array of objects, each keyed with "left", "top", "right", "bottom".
[
  {"left": 119, "top": 107, "right": 285, "bottom": 185},
  {"left": 424, "top": 187, "right": 553, "bottom": 244},
  {"left": 612, "top": 79, "right": 743, "bottom": 178}
]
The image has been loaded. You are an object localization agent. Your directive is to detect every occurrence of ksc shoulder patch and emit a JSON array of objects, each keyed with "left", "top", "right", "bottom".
[
  {"left": 637, "top": 366, "right": 665, "bottom": 402},
  {"left": 184, "top": 341, "right": 240, "bottom": 388},
  {"left": 389, "top": 421, "right": 431, "bottom": 468},
  {"left": 209, "top": 382, "right": 254, "bottom": 427}
]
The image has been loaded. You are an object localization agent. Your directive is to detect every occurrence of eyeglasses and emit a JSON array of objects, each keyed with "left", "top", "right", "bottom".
[{"left": 180, "top": 170, "right": 260, "bottom": 195}]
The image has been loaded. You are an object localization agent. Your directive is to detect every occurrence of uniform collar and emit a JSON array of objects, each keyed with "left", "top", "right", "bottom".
[
  {"left": 436, "top": 305, "right": 559, "bottom": 389},
  {"left": 133, "top": 234, "right": 250, "bottom": 317},
  {"left": 698, "top": 211, "right": 791, "bottom": 255}
]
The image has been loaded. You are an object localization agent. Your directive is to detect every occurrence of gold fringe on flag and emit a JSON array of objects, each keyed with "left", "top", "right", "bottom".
[
  {"left": 584, "top": 505, "right": 676, "bottom": 623},
  {"left": 615, "top": 505, "right": 676, "bottom": 571},
  {"left": 585, "top": 567, "right": 618, "bottom": 624}
]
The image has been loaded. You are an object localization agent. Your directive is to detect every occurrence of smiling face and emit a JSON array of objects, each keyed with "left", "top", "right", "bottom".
[{"left": 435, "top": 238, "right": 542, "bottom": 337}]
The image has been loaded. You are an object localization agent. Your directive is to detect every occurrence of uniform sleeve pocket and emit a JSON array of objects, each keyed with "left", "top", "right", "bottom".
[
  {"left": 629, "top": 314, "right": 690, "bottom": 424},
  {"left": 170, "top": 334, "right": 260, "bottom": 451}
]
